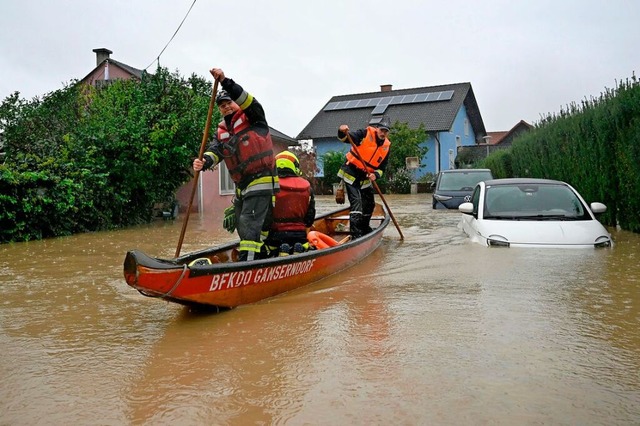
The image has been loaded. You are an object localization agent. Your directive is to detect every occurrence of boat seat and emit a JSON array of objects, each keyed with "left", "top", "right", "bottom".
[{"left": 326, "top": 216, "right": 385, "bottom": 221}]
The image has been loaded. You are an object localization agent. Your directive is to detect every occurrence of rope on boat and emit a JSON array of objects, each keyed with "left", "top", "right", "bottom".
[
  {"left": 163, "top": 264, "right": 189, "bottom": 298},
  {"left": 136, "top": 264, "right": 189, "bottom": 300}
]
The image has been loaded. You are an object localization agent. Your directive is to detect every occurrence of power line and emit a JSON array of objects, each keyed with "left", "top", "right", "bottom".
[{"left": 144, "top": 0, "right": 198, "bottom": 71}]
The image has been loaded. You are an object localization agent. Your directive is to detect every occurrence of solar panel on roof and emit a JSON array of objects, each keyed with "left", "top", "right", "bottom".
[
  {"left": 439, "top": 90, "right": 454, "bottom": 100},
  {"left": 371, "top": 104, "right": 388, "bottom": 114},
  {"left": 322, "top": 89, "right": 455, "bottom": 111},
  {"left": 403, "top": 94, "right": 417, "bottom": 103}
]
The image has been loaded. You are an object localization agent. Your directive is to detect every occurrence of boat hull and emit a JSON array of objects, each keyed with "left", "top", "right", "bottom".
[{"left": 124, "top": 205, "right": 389, "bottom": 308}]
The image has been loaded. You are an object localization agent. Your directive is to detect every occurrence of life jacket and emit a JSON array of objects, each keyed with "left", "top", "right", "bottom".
[
  {"left": 272, "top": 176, "right": 311, "bottom": 232},
  {"left": 346, "top": 126, "right": 390, "bottom": 172},
  {"left": 217, "top": 110, "right": 274, "bottom": 184},
  {"left": 307, "top": 231, "right": 339, "bottom": 249}
]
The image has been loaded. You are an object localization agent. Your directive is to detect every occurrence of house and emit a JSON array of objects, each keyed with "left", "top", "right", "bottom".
[
  {"left": 491, "top": 120, "right": 533, "bottom": 147},
  {"left": 80, "top": 48, "right": 144, "bottom": 88},
  {"left": 297, "top": 83, "right": 487, "bottom": 179},
  {"left": 456, "top": 120, "right": 533, "bottom": 167},
  {"left": 80, "top": 48, "right": 298, "bottom": 216},
  {"left": 485, "top": 130, "right": 509, "bottom": 145}
]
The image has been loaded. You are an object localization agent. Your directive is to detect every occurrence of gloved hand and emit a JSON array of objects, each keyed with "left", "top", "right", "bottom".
[{"left": 223, "top": 205, "right": 236, "bottom": 233}]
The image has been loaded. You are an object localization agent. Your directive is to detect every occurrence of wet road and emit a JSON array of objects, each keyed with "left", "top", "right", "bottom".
[{"left": 1, "top": 194, "right": 639, "bottom": 425}]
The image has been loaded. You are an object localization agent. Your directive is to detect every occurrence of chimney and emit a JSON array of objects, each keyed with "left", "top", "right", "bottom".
[
  {"left": 93, "top": 48, "right": 113, "bottom": 66},
  {"left": 380, "top": 84, "right": 393, "bottom": 92}
]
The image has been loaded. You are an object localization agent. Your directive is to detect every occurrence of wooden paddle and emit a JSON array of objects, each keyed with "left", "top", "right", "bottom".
[
  {"left": 345, "top": 132, "right": 405, "bottom": 240},
  {"left": 175, "top": 78, "right": 219, "bottom": 258}
]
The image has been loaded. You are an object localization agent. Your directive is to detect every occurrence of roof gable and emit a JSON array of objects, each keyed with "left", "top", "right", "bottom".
[
  {"left": 495, "top": 120, "right": 533, "bottom": 146},
  {"left": 269, "top": 126, "right": 298, "bottom": 147},
  {"left": 80, "top": 59, "right": 144, "bottom": 85},
  {"left": 297, "top": 82, "right": 486, "bottom": 139},
  {"left": 486, "top": 131, "right": 508, "bottom": 145},
  {"left": 108, "top": 59, "right": 144, "bottom": 79}
]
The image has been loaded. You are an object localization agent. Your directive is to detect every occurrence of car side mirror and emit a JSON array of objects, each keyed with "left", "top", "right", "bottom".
[
  {"left": 590, "top": 202, "right": 607, "bottom": 214},
  {"left": 459, "top": 202, "right": 474, "bottom": 215}
]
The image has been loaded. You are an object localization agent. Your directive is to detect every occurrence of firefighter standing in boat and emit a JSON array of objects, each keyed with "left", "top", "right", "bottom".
[
  {"left": 337, "top": 118, "right": 391, "bottom": 239},
  {"left": 193, "top": 68, "right": 278, "bottom": 261}
]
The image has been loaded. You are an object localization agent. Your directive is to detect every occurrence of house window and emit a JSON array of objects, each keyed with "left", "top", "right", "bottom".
[
  {"left": 464, "top": 119, "right": 469, "bottom": 136},
  {"left": 219, "top": 162, "right": 235, "bottom": 195}
]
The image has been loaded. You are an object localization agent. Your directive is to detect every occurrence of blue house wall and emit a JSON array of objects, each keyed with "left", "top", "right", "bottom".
[
  {"left": 421, "top": 105, "right": 478, "bottom": 176},
  {"left": 313, "top": 137, "right": 348, "bottom": 177}
]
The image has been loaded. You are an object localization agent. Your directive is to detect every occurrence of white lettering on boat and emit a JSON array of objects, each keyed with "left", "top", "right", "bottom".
[{"left": 209, "top": 259, "right": 316, "bottom": 292}]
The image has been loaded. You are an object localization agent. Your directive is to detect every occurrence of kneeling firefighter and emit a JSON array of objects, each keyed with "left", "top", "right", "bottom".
[{"left": 266, "top": 151, "right": 316, "bottom": 256}]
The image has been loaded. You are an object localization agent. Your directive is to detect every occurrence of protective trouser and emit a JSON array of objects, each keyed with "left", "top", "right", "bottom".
[
  {"left": 234, "top": 193, "right": 273, "bottom": 261},
  {"left": 265, "top": 230, "right": 310, "bottom": 255},
  {"left": 345, "top": 181, "right": 375, "bottom": 238}
]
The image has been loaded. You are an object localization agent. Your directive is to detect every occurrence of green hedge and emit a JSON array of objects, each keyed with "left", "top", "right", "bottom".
[{"left": 481, "top": 75, "right": 640, "bottom": 232}]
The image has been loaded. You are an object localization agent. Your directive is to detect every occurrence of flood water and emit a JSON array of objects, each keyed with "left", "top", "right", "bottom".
[{"left": 1, "top": 194, "right": 639, "bottom": 425}]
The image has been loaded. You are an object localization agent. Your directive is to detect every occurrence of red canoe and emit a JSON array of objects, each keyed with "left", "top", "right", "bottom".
[{"left": 123, "top": 203, "right": 389, "bottom": 309}]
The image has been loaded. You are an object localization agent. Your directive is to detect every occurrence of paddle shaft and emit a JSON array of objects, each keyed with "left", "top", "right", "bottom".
[
  {"left": 344, "top": 132, "right": 405, "bottom": 240},
  {"left": 175, "top": 79, "right": 219, "bottom": 258}
]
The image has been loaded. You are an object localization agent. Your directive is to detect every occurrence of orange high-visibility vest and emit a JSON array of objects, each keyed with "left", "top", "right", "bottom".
[{"left": 346, "top": 126, "right": 390, "bottom": 172}]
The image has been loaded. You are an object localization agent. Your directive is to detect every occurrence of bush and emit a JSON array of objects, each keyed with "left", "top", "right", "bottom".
[
  {"left": 479, "top": 149, "right": 512, "bottom": 179},
  {"left": 320, "top": 150, "right": 346, "bottom": 186},
  {"left": 386, "top": 167, "right": 412, "bottom": 194}
]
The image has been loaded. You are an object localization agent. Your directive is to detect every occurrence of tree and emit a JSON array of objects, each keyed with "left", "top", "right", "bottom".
[
  {"left": 320, "top": 150, "right": 347, "bottom": 186},
  {"left": 383, "top": 121, "right": 428, "bottom": 193},
  {"left": 386, "top": 121, "right": 428, "bottom": 179},
  {"left": 0, "top": 66, "right": 216, "bottom": 242},
  {"left": 289, "top": 145, "right": 319, "bottom": 183}
]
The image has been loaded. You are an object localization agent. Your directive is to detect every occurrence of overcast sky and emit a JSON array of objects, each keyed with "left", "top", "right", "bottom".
[{"left": 1, "top": 0, "right": 638, "bottom": 137}]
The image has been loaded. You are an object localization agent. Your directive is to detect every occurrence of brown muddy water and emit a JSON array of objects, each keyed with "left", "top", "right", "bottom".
[{"left": 1, "top": 194, "right": 639, "bottom": 425}]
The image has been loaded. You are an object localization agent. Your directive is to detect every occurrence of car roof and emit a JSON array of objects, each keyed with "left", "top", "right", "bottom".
[
  {"left": 440, "top": 169, "right": 492, "bottom": 174},
  {"left": 483, "top": 178, "right": 567, "bottom": 186}
]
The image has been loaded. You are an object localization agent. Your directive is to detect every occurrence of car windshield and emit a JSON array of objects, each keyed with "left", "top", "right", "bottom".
[
  {"left": 438, "top": 171, "right": 493, "bottom": 191},
  {"left": 483, "top": 183, "right": 590, "bottom": 220}
]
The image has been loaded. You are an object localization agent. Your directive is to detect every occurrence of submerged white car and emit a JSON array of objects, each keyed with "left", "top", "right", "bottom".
[{"left": 458, "top": 178, "right": 613, "bottom": 248}]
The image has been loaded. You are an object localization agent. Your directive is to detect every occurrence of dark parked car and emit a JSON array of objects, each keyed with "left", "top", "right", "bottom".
[{"left": 432, "top": 169, "right": 494, "bottom": 209}]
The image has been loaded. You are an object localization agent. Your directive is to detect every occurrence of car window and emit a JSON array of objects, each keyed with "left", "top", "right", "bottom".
[
  {"left": 471, "top": 186, "right": 481, "bottom": 214},
  {"left": 484, "top": 183, "right": 589, "bottom": 220},
  {"left": 438, "top": 171, "right": 493, "bottom": 191}
]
